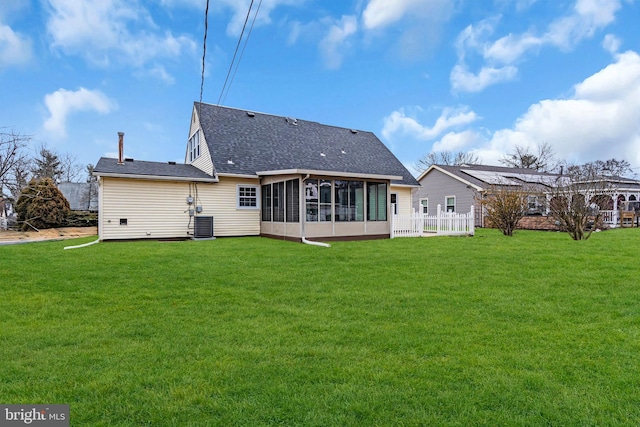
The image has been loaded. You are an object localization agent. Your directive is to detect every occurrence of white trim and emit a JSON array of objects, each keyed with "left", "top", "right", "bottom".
[
  {"left": 445, "top": 195, "right": 456, "bottom": 212},
  {"left": 419, "top": 197, "right": 429, "bottom": 214},
  {"left": 93, "top": 172, "right": 218, "bottom": 183},
  {"left": 236, "top": 184, "right": 260, "bottom": 209},
  {"left": 256, "top": 169, "right": 402, "bottom": 181},
  {"left": 216, "top": 173, "right": 260, "bottom": 179},
  {"left": 417, "top": 165, "right": 484, "bottom": 191},
  {"left": 391, "top": 192, "right": 398, "bottom": 215}
]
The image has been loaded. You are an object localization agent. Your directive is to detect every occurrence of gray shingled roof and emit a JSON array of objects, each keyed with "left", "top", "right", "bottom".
[
  {"left": 94, "top": 157, "right": 217, "bottom": 181},
  {"left": 432, "top": 164, "right": 560, "bottom": 189},
  {"left": 58, "top": 182, "right": 98, "bottom": 211},
  {"left": 196, "top": 103, "right": 419, "bottom": 186}
]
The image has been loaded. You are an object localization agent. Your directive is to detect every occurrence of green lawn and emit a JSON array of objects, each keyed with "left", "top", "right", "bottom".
[{"left": 1, "top": 229, "right": 639, "bottom": 426}]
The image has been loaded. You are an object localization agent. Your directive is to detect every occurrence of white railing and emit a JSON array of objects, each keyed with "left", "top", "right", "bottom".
[
  {"left": 600, "top": 210, "right": 619, "bottom": 227},
  {"left": 392, "top": 205, "right": 475, "bottom": 238}
]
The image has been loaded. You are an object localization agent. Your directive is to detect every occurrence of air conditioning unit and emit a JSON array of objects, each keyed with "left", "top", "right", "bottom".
[{"left": 194, "top": 216, "right": 214, "bottom": 239}]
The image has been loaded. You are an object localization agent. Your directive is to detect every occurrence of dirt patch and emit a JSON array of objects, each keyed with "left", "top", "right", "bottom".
[{"left": 0, "top": 227, "right": 97, "bottom": 243}]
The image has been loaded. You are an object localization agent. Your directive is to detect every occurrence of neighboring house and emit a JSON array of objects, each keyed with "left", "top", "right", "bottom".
[
  {"left": 0, "top": 197, "right": 14, "bottom": 230},
  {"left": 93, "top": 103, "right": 419, "bottom": 241},
  {"left": 58, "top": 182, "right": 98, "bottom": 211},
  {"left": 413, "top": 164, "right": 640, "bottom": 228}
]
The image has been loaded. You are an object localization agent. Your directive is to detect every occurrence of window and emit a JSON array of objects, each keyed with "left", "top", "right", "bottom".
[
  {"left": 335, "top": 180, "right": 364, "bottom": 221},
  {"left": 446, "top": 196, "right": 456, "bottom": 212},
  {"left": 319, "top": 179, "right": 332, "bottom": 221},
  {"left": 188, "top": 131, "right": 200, "bottom": 162},
  {"left": 261, "top": 184, "right": 272, "bottom": 221},
  {"left": 305, "top": 179, "right": 318, "bottom": 221},
  {"left": 367, "top": 182, "right": 387, "bottom": 221},
  {"left": 273, "top": 182, "right": 285, "bottom": 222},
  {"left": 263, "top": 180, "right": 299, "bottom": 223},
  {"left": 420, "top": 198, "right": 428, "bottom": 214},
  {"left": 285, "top": 179, "right": 300, "bottom": 223},
  {"left": 237, "top": 185, "right": 258, "bottom": 208}
]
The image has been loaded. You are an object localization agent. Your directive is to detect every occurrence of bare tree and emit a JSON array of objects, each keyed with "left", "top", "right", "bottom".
[
  {"left": 0, "top": 130, "right": 31, "bottom": 199},
  {"left": 60, "top": 152, "right": 83, "bottom": 182},
  {"left": 548, "top": 159, "right": 621, "bottom": 240},
  {"left": 500, "top": 142, "right": 556, "bottom": 172},
  {"left": 476, "top": 185, "right": 539, "bottom": 236},
  {"left": 416, "top": 150, "right": 479, "bottom": 172}
]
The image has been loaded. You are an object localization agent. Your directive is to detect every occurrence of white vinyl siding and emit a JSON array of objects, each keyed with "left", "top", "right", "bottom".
[
  {"left": 391, "top": 186, "right": 413, "bottom": 216},
  {"left": 98, "top": 176, "right": 260, "bottom": 240}
]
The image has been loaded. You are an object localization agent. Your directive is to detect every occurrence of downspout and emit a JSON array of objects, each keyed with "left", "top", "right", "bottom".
[{"left": 300, "top": 173, "right": 330, "bottom": 248}]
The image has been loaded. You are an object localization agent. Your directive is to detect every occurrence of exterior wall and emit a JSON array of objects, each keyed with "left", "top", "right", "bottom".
[
  {"left": 98, "top": 176, "right": 260, "bottom": 240},
  {"left": 413, "top": 169, "right": 478, "bottom": 215},
  {"left": 99, "top": 177, "right": 200, "bottom": 240},
  {"left": 259, "top": 175, "right": 303, "bottom": 239},
  {"left": 260, "top": 174, "right": 393, "bottom": 240},
  {"left": 391, "top": 185, "right": 413, "bottom": 215},
  {"left": 187, "top": 109, "right": 214, "bottom": 176},
  {"left": 197, "top": 176, "right": 261, "bottom": 237}
]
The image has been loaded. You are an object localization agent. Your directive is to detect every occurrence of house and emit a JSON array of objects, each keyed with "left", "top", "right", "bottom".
[
  {"left": 93, "top": 103, "right": 419, "bottom": 241},
  {"left": 58, "top": 182, "right": 98, "bottom": 211},
  {"left": 413, "top": 164, "right": 640, "bottom": 229}
]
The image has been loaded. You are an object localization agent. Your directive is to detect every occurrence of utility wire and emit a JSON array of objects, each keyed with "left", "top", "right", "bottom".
[
  {"left": 198, "top": 0, "right": 210, "bottom": 118},
  {"left": 220, "top": 0, "right": 263, "bottom": 106},
  {"left": 215, "top": 0, "right": 255, "bottom": 109}
]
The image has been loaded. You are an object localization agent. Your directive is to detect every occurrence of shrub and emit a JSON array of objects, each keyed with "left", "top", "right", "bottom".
[{"left": 15, "top": 178, "right": 70, "bottom": 231}]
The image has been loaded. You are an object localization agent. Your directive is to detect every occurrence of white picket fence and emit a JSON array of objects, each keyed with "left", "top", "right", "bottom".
[{"left": 392, "top": 205, "right": 475, "bottom": 238}]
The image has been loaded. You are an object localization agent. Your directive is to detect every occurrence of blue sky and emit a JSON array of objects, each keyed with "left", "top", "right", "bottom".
[{"left": 1, "top": 0, "right": 639, "bottom": 177}]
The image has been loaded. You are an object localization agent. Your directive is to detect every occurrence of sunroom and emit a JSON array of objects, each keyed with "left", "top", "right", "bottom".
[{"left": 258, "top": 171, "right": 401, "bottom": 241}]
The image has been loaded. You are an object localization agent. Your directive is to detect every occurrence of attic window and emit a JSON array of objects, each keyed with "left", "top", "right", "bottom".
[
  {"left": 286, "top": 117, "right": 298, "bottom": 126},
  {"left": 188, "top": 131, "right": 200, "bottom": 162},
  {"left": 247, "top": 111, "right": 255, "bottom": 117}
]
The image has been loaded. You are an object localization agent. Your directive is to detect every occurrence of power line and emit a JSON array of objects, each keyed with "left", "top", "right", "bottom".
[
  {"left": 198, "top": 0, "right": 210, "bottom": 119},
  {"left": 215, "top": 0, "right": 255, "bottom": 108},
  {"left": 220, "top": 0, "right": 263, "bottom": 106}
]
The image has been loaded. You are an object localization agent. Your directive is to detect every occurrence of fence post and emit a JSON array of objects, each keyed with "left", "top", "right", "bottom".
[
  {"left": 391, "top": 209, "right": 395, "bottom": 238},
  {"left": 437, "top": 204, "right": 442, "bottom": 235},
  {"left": 469, "top": 205, "right": 475, "bottom": 236}
]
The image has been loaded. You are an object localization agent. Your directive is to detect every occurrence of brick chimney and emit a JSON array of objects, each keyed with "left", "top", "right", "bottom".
[{"left": 118, "top": 132, "right": 124, "bottom": 165}]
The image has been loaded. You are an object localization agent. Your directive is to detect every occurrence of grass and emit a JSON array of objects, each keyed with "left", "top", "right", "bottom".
[{"left": 1, "top": 229, "right": 639, "bottom": 426}]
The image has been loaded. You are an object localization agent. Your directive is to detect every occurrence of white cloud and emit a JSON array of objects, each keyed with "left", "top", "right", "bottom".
[
  {"left": 363, "top": 0, "right": 456, "bottom": 61},
  {"left": 602, "top": 33, "right": 621, "bottom": 54},
  {"left": 0, "top": 23, "right": 32, "bottom": 67},
  {"left": 450, "top": 64, "right": 517, "bottom": 93},
  {"left": 362, "top": 0, "right": 425, "bottom": 30},
  {"left": 432, "top": 130, "right": 483, "bottom": 152},
  {"left": 45, "top": 0, "right": 195, "bottom": 74},
  {"left": 319, "top": 15, "right": 358, "bottom": 69},
  {"left": 215, "top": 0, "right": 304, "bottom": 36},
  {"left": 475, "top": 50, "right": 640, "bottom": 167},
  {"left": 43, "top": 88, "right": 117, "bottom": 138},
  {"left": 147, "top": 65, "right": 176, "bottom": 85},
  {"left": 452, "top": 0, "right": 624, "bottom": 93},
  {"left": 382, "top": 106, "right": 478, "bottom": 141}
]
